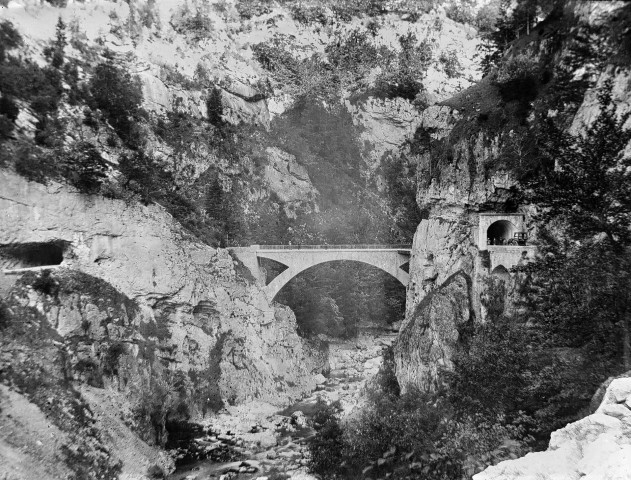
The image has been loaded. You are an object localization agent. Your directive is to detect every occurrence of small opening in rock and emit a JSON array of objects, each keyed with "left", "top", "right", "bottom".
[{"left": 0, "top": 241, "right": 68, "bottom": 269}]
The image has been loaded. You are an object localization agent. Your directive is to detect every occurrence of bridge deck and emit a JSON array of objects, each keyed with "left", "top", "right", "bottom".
[{"left": 254, "top": 244, "right": 412, "bottom": 251}]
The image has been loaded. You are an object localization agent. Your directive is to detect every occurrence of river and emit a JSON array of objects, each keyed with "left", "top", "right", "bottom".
[{"left": 168, "top": 329, "right": 398, "bottom": 480}]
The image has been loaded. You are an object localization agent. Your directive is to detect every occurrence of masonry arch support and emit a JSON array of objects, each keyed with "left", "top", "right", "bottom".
[
  {"left": 491, "top": 265, "right": 510, "bottom": 283},
  {"left": 265, "top": 258, "right": 408, "bottom": 300}
]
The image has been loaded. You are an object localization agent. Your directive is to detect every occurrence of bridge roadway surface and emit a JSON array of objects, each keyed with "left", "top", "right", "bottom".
[{"left": 230, "top": 245, "right": 412, "bottom": 299}]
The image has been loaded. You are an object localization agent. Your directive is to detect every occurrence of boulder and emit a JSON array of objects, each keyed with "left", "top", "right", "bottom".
[{"left": 291, "top": 411, "right": 308, "bottom": 429}]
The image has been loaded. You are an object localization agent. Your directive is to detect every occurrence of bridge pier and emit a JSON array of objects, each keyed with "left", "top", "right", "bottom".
[{"left": 229, "top": 246, "right": 265, "bottom": 286}]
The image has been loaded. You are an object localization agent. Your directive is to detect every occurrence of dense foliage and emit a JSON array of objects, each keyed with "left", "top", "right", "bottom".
[
  {"left": 478, "top": 0, "right": 555, "bottom": 75},
  {"left": 308, "top": 348, "right": 530, "bottom": 479},
  {"left": 522, "top": 82, "right": 631, "bottom": 369}
]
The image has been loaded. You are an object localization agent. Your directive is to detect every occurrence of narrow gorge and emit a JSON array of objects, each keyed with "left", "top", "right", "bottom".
[{"left": 1, "top": 1, "right": 631, "bottom": 480}]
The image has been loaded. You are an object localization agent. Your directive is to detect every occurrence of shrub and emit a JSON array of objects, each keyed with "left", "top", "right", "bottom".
[
  {"left": 325, "top": 28, "right": 393, "bottom": 86},
  {"left": 0, "top": 115, "right": 14, "bottom": 139},
  {"left": 494, "top": 54, "right": 540, "bottom": 107},
  {"left": 382, "top": 153, "right": 423, "bottom": 241},
  {"left": 291, "top": 5, "right": 329, "bottom": 26},
  {"left": 445, "top": 1, "right": 475, "bottom": 25},
  {"left": 374, "top": 33, "right": 432, "bottom": 101},
  {"left": 439, "top": 49, "right": 462, "bottom": 78},
  {"left": 253, "top": 35, "right": 339, "bottom": 103},
  {"left": 0, "top": 59, "right": 63, "bottom": 116},
  {"left": 0, "top": 20, "right": 21, "bottom": 62},
  {"left": 309, "top": 381, "right": 529, "bottom": 479},
  {"left": 14, "top": 143, "right": 57, "bottom": 183},
  {"left": 174, "top": 11, "right": 213, "bottom": 41},
  {"left": 139, "top": 315, "right": 171, "bottom": 342},
  {"left": 60, "top": 141, "right": 109, "bottom": 193},
  {"left": 132, "top": 370, "right": 193, "bottom": 446},
  {"left": 88, "top": 59, "right": 144, "bottom": 148},
  {"left": 0, "top": 301, "right": 11, "bottom": 330},
  {"left": 30, "top": 269, "right": 60, "bottom": 297},
  {"left": 327, "top": 0, "right": 387, "bottom": 20},
  {"left": 235, "top": 0, "right": 273, "bottom": 19},
  {"left": 308, "top": 400, "right": 345, "bottom": 476},
  {"left": 74, "top": 358, "right": 103, "bottom": 388},
  {"left": 369, "top": 345, "right": 400, "bottom": 398},
  {"left": 446, "top": 320, "right": 532, "bottom": 417},
  {"left": 0, "top": 95, "right": 19, "bottom": 121},
  {"left": 495, "top": 53, "right": 539, "bottom": 85},
  {"left": 206, "top": 87, "right": 225, "bottom": 128},
  {"left": 102, "top": 341, "right": 125, "bottom": 376},
  {"left": 476, "top": 2, "right": 500, "bottom": 33}
]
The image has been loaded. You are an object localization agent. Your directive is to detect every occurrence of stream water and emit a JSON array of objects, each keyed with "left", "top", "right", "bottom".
[{"left": 168, "top": 329, "right": 398, "bottom": 480}]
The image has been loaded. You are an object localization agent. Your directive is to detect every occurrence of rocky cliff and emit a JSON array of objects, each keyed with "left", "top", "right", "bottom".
[
  {"left": 0, "top": 169, "right": 327, "bottom": 478},
  {"left": 0, "top": 0, "right": 482, "bottom": 237},
  {"left": 394, "top": 271, "right": 472, "bottom": 392},
  {"left": 0, "top": 169, "right": 327, "bottom": 407},
  {"left": 396, "top": 0, "right": 631, "bottom": 392},
  {"left": 474, "top": 377, "right": 631, "bottom": 480}
]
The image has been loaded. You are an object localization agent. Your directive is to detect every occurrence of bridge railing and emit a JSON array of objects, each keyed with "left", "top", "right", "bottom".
[{"left": 255, "top": 244, "right": 412, "bottom": 250}]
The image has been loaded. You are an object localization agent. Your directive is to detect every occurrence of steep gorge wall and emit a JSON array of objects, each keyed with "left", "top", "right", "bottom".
[
  {"left": 0, "top": 169, "right": 327, "bottom": 408},
  {"left": 396, "top": 0, "right": 631, "bottom": 392}
]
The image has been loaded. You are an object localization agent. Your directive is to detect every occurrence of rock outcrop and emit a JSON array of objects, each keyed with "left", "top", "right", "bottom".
[
  {"left": 398, "top": 0, "right": 631, "bottom": 394},
  {"left": 394, "top": 271, "right": 472, "bottom": 392},
  {"left": 474, "top": 377, "right": 631, "bottom": 480},
  {"left": 0, "top": 170, "right": 326, "bottom": 407},
  {"left": 264, "top": 147, "right": 317, "bottom": 216}
]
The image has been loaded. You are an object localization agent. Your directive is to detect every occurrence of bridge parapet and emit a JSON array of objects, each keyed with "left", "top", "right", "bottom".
[{"left": 255, "top": 244, "right": 412, "bottom": 251}]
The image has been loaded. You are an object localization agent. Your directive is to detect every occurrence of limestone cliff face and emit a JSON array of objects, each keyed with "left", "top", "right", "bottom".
[
  {"left": 0, "top": 170, "right": 327, "bottom": 408},
  {"left": 394, "top": 272, "right": 472, "bottom": 392},
  {"left": 474, "top": 377, "right": 631, "bottom": 480},
  {"left": 1, "top": 0, "right": 482, "bottom": 210},
  {"left": 397, "top": 0, "right": 631, "bottom": 392}
]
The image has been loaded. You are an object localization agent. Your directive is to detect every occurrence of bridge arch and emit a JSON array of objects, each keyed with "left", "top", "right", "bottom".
[{"left": 265, "top": 257, "right": 408, "bottom": 300}]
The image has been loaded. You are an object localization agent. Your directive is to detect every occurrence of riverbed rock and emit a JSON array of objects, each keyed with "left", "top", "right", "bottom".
[{"left": 291, "top": 411, "right": 308, "bottom": 429}]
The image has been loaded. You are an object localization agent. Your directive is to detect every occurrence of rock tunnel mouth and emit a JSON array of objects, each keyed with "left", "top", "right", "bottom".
[
  {"left": 0, "top": 241, "right": 68, "bottom": 269},
  {"left": 487, "top": 220, "right": 517, "bottom": 246}
]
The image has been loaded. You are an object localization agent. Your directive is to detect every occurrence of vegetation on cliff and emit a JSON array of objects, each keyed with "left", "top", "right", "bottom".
[{"left": 0, "top": 0, "right": 443, "bottom": 340}]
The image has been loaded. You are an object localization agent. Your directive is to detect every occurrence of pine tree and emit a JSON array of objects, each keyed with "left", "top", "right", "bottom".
[
  {"left": 528, "top": 81, "right": 631, "bottom": 248},
  {"left": 525, "top": 80, "right": 631, "bottom": 369},
  {"left": 51, "top": 16, "right": 66, "bottom": 69}
]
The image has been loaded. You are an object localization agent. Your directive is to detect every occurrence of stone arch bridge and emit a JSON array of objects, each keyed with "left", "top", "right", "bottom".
[{"left": 230, "top": 245, "right": 411, "bottom": 300}]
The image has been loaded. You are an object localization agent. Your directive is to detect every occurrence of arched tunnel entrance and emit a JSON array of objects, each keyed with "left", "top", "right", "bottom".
[
  {"left": 487, "top": 220, "right": 516, "bottom": 246},
  {"left": 262, "top": 259, "right": 406, "bottom": 339}
]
